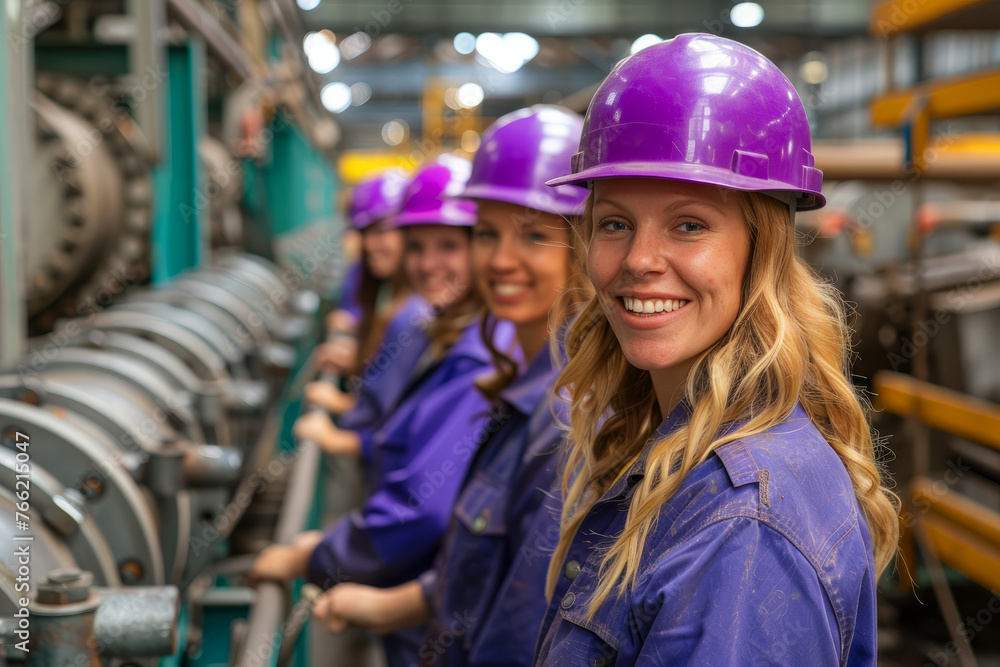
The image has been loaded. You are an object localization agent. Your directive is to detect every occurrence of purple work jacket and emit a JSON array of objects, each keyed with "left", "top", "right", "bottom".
[
  {"left": 337, "top": 260, "right": 362, "bottom": 321},
  {"left": 418, "top": 348, "right": 566, "bottom": 667},
  {"left": 338, "top": 294, "right": 433, "bottom": 463},
  {"left": 307, "top": 319, "right": 515, "bottom": 590},
  {"left": 534, "top": 402, "right": 878, "bottom": 667}
]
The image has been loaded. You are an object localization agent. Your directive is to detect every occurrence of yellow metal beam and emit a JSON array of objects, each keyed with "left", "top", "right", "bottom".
[
  {"left": 912, "top": 477, "right": 1000, "bottom": 546},
  {"left": 873, "top": 371, "right": 1000, "bottom": 452},
  {"left": 871, "top": 68, "right": 1000, "bottom": 127},
  {"left": 871, "top": 0, "right": 995, "bottom": 35},
  {"left": 337, "top": 152, "right": 414, "bottom": 185},
  {"left": 921, "top": 513, "right": 1000, "bottom": 592}
]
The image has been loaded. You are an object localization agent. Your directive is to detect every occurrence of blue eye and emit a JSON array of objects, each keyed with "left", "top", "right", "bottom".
[
  {"left": 678, "top": 221, "right": 706, "bottom": 233},
  {"left": 600, "top": 218, "right": 629, "bottom": 232}
]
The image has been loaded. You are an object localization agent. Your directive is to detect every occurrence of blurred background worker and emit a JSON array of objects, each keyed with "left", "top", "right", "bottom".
[
  {"left": 252, "top": 154, "right": 517, "bottom": 665},
  {"left": 4, "top": 1, "right": 1000, "bottom": 665},
  {"left": 309, "top": 106, "right": 592, "bottom": 667},
  {"left": 302, "top": 168, "right": 428, "bottom": 443},
  {"left": 308, "top": 168, "right": 412, "bottom": 415}
]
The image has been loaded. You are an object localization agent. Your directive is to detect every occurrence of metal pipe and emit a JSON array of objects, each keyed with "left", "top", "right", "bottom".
[
  {"left": 276, "top": 584, "right": 322, "bottom": 667},
  {"left": 92, "top": 586, "right": 180, "bottom": 657},
  {"left": 166, "top": 0, "right": 252, "bottom": 81},
  {"left": 0, "top": 586, "right": 179, "bottom": 660},
  {"left": 182, "top": 443, "right": 244, "bottom": 487},
  {"left": 234, "top": 368, "right": 329, "bottom": 666},
  {"left": 813, "top": 138, "right": 1000, "bottom": 181},
  {"left": 234, "top": 439, "right": 321, "bottom": 667}
]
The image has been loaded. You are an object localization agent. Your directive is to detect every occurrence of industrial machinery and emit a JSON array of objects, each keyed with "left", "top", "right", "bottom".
[
  {"left": 0, "top": 253, "right": 320, "bottom": 664},
  {"left": 0, "top": 0, "right": 346, "bottom": 663}
]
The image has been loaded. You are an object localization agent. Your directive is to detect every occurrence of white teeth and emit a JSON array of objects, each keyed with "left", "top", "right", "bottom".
[
  {"left": 494, "top": 284, "right": 526, "bottom": 296},
  {"left": 622, "top": 297, "right": 689, "bottom": 315}
]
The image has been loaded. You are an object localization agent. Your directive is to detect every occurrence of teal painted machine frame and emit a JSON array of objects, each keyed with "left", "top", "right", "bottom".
[{"left": 151, "top": 37, "right": 208, "bottom": 282}]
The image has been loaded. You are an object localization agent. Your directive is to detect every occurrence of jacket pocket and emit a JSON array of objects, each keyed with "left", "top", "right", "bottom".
[
  {"left": 454, "top": 472, "right": 509, "bottom": 537},
  {"left": 553, "top": 557, "right": 625, "bottom": 665}
]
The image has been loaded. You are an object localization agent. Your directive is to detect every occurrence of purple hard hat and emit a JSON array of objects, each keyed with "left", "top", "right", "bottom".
[
  {"left": 349, "top": 168, "right": 409, "bottom": 229},
  {"left": 393, "top": 154, "right": 477, "bottom": 228},
  {"left": 462, "top": 106, "right": 588, "bottom": 216},
  {"left": 547, "top": 33, "right": 825, "bottom": 211}
]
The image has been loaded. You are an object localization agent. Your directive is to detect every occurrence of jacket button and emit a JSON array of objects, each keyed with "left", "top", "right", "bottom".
[
  {"left": 471, "top": 515, "right": 487, "bottom": 533},
  {"left": 561, "top": 592, "right": 576, "bottom": 609},
  {"left": 565, "top": 560, "right": 580, "bottom": 580}
]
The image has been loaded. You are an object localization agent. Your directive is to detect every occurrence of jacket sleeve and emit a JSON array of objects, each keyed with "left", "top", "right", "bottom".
[
  {"left": 636, "top": 517, "right": 843, "bottom": 666},
  {"left": 308, "top": 374, "right": 488, "bottom": 589}
]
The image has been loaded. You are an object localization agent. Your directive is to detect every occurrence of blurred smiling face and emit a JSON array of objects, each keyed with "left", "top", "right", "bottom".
[
  {"left": 588, "top": 178, "right": 750, "bottom": 375},
  {"left": 363, "top": 219, "right": 405, "bottom": 279},
  {"left": 404, "top": 224, "right": 471, "bottom": 309},
  {"left": 471, "top": 200, "right": 571, "bottom": 328}
]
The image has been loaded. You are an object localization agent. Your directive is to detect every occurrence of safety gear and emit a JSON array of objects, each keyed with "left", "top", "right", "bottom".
[
  {"left": 463, "top": 106, "right": 587, "bottom": 216},
  {"left": 547, "top": 33, "right": 825, "bottom": 211},
  {"left": 350, "top": 168, "right": 410, "bottom": 229},
  {"left": 393, "top": 154, "right": 477, "bottom": 227}
]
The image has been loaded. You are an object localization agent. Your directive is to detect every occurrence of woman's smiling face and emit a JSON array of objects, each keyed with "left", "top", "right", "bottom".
[
  {"left": 404, "top": 224, "right": 471, "bottom": 309},
  {"left": 588, "top": 178, "right": 750, "bottom": 375},
  {"left": 472, "top": 200, "right": 571, "bottom": 334}
]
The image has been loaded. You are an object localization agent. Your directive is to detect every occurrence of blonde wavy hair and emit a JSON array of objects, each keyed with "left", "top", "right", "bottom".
[{"left": 546, "top": 191, "right": 900, "bottom": 617}]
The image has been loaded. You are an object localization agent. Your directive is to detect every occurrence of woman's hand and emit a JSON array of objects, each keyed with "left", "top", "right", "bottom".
[
  {"left": 248, "top": 530, "right": 324, "bottom": 585},
  {"left": 304, "top": 381, "right": 356, "bottom": 415},
  {"left": 316, "top": 339, "right": 357, "bottom": 375},
  {"left": 293, "top": 412, "right": 362, "bottom": 457},
  {"left": 325, "top": 309, "right": 358, "bottom": 335},
  {"left": 312, "top": 580, "right": 430, "bottom": 635}
]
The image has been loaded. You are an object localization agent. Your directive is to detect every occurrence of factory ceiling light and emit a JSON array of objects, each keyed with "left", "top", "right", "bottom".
[{"left": 730, "top": 2, "right": 765, "bottom": 28}]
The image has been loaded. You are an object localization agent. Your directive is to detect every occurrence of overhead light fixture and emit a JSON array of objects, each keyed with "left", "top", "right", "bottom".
[
  {"left": 461, "top": 130, "right": 481, "bottom": 152},
  {"left": 303, "top": 31, "right": 340, "bottom": 73},
  {"left": 444, "top": 88, "right": 462, "bottom": 110},
  {"left": 350, "top": 82, "right": 372, "bottom": 106},
  {"left": 297, "top": 0, "right": 321, "bottom": 9},
  {"left": 474, "top": 32, "right": 538, "bottom": 73},
  {"left": 382, "top": 120, "right": 408, "bottom": 146},
  {"left": 454, "top": 32, "right": 476, "bottom": 55},
  {"left": 629, "top": 34, "right": 662, "bottom": 55},
  {"left": 320, "top": 82, "right": 352, "bottom": 113},
  {"left": 730, "top": 2, "right": 764, "bottom": 28},
  {"left": 800, "top": 53, "right": 828, "bottom": 84},
  {"left": 456, "top": 83, "right": 485, "bottom": 108},
  {"left": 340, "top": 32, "right": 372, "bottom": 60}
]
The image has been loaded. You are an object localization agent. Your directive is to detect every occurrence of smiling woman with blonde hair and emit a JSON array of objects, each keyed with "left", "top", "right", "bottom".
[{"left": 535, "top": 34, "right": 899, "bottom": 666}]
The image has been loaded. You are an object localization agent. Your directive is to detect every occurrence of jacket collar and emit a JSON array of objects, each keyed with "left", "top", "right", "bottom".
[
  {"left": 598, "top": 400, "right": 692, "bottom": 503},
  {"left": 499, "top": 346, "right": 557, "bottom": 417}
]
